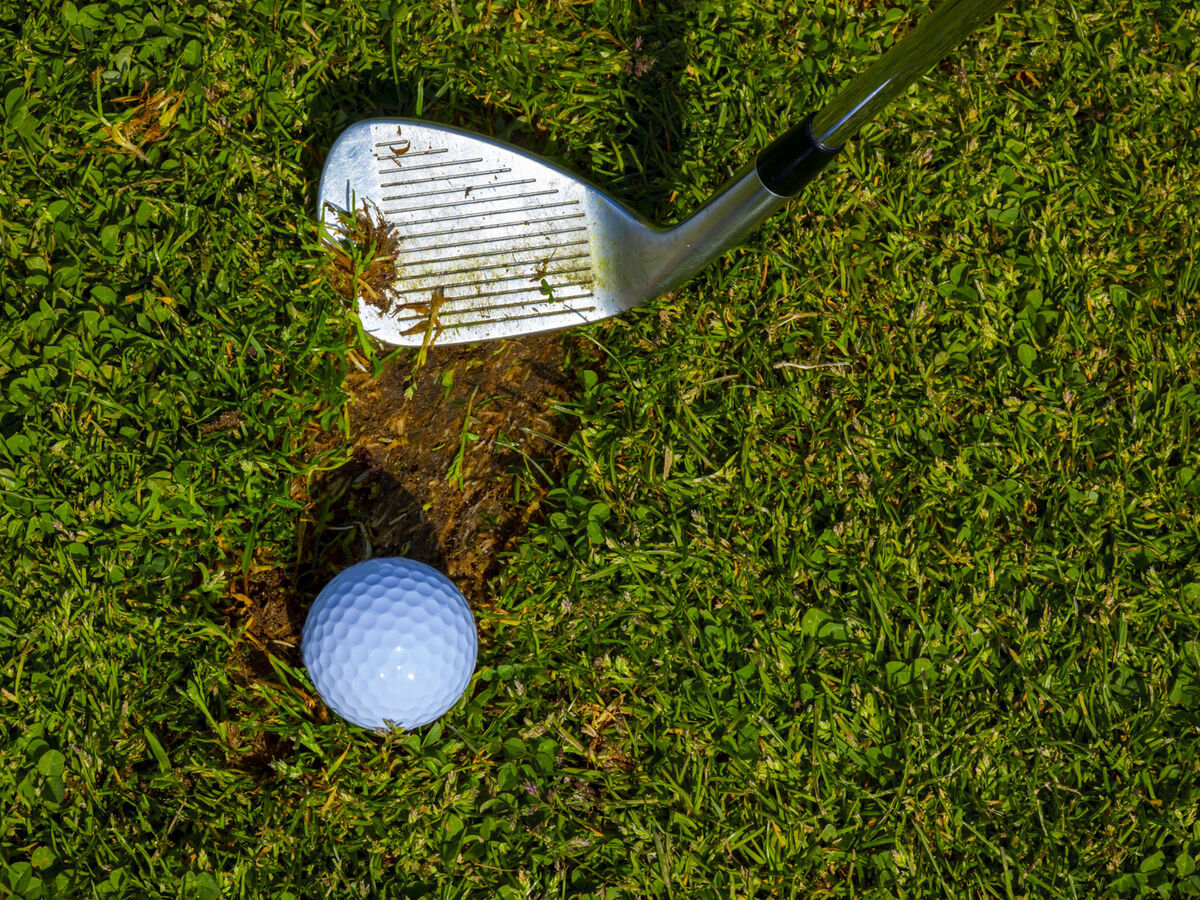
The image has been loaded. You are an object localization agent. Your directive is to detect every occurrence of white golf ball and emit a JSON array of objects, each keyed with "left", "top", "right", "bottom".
[{"left": 301, "top": 557, "right": 477, "bottom": 730}]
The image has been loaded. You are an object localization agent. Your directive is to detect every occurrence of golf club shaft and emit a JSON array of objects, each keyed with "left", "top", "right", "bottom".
[
  {"left": 755, "top": 0, "right": 1013, "bottom": 196},
  {"left": 813, "top": 0, "right": 1015, "bottom": 146}
]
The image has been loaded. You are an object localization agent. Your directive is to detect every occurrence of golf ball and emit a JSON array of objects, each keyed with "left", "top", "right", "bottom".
[{"left": 301, "top": 557, "right": 477, "bottom": 730}]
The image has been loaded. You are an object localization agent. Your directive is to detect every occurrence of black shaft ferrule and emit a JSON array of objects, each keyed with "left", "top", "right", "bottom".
[{"left": 755, "top": 113, "right": 842, "bottom": 197}]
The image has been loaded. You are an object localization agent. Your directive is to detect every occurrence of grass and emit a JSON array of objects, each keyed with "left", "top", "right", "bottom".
[{"left": 2, "top": 0, "right": 1199, "bottom": 896}]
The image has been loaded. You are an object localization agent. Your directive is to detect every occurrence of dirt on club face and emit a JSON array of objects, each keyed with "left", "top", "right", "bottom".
[{"left": 324, "top": 201, "right": 404, "bottom": 315}]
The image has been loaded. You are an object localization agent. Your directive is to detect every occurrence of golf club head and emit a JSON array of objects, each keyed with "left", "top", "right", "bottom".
[{"left": 317, "top": 119, "right": 786, "bottom": 346}]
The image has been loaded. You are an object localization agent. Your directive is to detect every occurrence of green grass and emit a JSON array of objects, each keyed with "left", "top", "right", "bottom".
[{"left": 3, "top": 0, "right": 1199, "bottom": 896}]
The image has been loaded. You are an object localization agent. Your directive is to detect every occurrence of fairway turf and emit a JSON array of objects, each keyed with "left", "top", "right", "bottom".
[{"left": 2, "top": 0, "right": 1199, "bottom": 897}]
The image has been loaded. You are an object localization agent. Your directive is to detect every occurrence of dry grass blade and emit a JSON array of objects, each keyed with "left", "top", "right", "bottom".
[
  {"left": 105, "top": 83, "right": 184, "bottom": 160},
  {"left": 400, "top": 285, "right": 448, "bottom": 367}
]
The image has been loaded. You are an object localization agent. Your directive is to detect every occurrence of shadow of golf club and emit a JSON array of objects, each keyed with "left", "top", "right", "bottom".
[{"left": 302, "top": 2, "right": 698, "bottom": 224}]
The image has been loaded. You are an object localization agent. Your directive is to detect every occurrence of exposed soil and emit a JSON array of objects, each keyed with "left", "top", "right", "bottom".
[
  {"left": 307, "top": 333, "right": 580, "bottom": 602},
  {"left": 224, "top": 333, "right": 583, "bottom": 746}
]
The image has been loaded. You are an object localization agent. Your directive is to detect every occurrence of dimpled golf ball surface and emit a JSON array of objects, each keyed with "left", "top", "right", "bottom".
[{"left": 302, "top": 558, "right": 477, "bottom": 730}]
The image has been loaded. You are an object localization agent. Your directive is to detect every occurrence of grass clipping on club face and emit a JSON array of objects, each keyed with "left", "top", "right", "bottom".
[
  {"left": 324, "top": 201, "right": 403, "bottom": 313},
  {"left": 324, "top": 201, "right": 444, "bottom": 358}
]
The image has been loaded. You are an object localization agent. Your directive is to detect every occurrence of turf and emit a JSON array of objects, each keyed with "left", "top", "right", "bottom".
[{"left": 2, "top": 0, "right": 1199, "bottom": 896}]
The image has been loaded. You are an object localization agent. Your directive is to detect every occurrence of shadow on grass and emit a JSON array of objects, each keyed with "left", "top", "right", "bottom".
[{"left": 302, "top": 1, "right": 698, "bottom": 218}]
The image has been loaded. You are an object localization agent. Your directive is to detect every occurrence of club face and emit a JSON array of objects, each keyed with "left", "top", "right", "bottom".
[{"left": 318, "top": 119, "right": 659, "bottom": 346}]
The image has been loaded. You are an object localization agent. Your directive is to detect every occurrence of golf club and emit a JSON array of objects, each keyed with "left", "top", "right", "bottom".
[{"left": 318, "top": 0, "right": 1014, "bottom": 347}]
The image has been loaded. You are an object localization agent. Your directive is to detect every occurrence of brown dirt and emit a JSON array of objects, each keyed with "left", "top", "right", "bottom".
[
  {"left": 310, "top": 333, "right": 579, "bottom": 602},
  {"left": 222, "top": 200, "right": 590, "bottom": 758},
  {"left": 225, "top": 333, "right": 582, "bottom": 708}
]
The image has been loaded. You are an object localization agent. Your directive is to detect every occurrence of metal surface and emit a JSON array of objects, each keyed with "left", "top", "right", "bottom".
[
  {"left": 812, "top": 0, "right": 1013, "bottom": 146},
  {"left": 318, "top": 120, "right": 785, "bottom": 346}
]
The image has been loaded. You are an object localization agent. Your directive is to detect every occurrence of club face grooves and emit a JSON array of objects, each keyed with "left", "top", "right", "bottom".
[{"left": 319, "top": 121, "right": 618, "bottom": 345}]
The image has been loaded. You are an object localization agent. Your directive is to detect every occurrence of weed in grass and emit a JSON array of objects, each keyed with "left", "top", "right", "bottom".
[{"left": 101, "top": 82, "right": 184, "bottom": 161}]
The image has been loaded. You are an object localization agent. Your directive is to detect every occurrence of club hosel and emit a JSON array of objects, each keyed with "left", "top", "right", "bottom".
[
  {"left": 636, "top": 163, "right": 790, "bottom": 300},
  {"left": 623, "top": 119, "right": 842, "bottom": 301}
]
